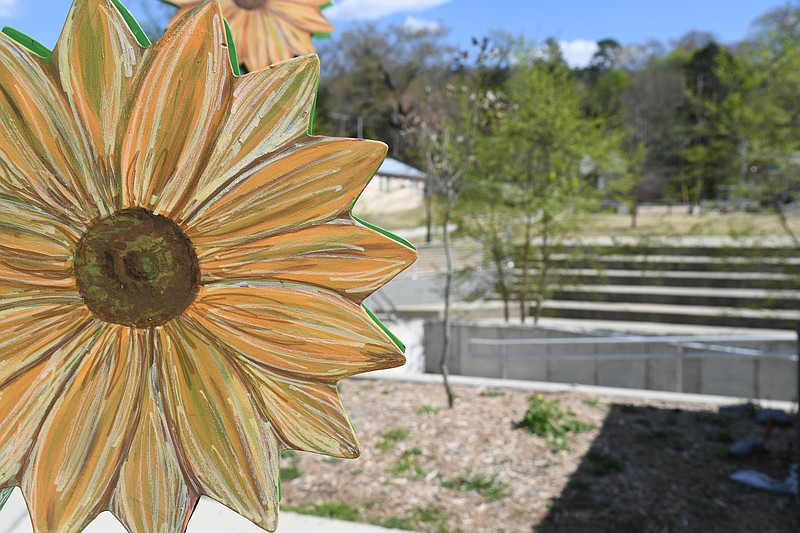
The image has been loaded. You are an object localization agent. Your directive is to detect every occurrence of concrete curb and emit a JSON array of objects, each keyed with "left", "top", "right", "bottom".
[{"left": 354, "top": 372, "right": 798, "bottom": 411}]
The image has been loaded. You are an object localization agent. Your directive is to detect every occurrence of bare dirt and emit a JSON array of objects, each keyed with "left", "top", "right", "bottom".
[{"left": 280, "top": 379, "right": 799, "bottom": 533}]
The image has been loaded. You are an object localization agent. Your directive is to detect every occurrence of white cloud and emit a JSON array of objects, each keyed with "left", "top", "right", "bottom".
[
  {"left": 0, "top": 0, "right": 17, "bottom": 17},
  {"left": 402, "top": 16, "right": 442, "bottom": 33},
  {"left": 326, "top": 0, "right": 452, "bottom": 22},
  {"left": 559, "top": 39, "right": 599, "bottom": 69}
]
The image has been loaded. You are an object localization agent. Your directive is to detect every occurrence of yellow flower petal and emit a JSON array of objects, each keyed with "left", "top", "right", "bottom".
[
  {"left": 158, "top": 317, "right": 280, "bottom": 531},
  {"left": 245, "top": 371, "right": 359, "bottom": 458},
  {"left": 189, "top": 283, "right": 405, "bottom": 382},
  {"left": 121, "top": 1, "right": 232, "bottom": 216},
  {"left": 54, "top": 0, "right": 144, "bottom": 214},
  {"left": 0, "top": 34, "right": 101, "bottom": 226},
  {"left": 22, "top": 325, "right": 147, "bottom": 532},
  {"left": 271, "top": 1, "right": 334, "bottom": 33},
  {"left": 111, "top": 335, "right": 197, "bottom": 533},
  {"left": 184, "top": 138, "right": 387, "bottom": 248},
  {"left": 178, "top": 54, "right": 319, "bottom": 221},
  {"left": 0, "top": 304, "right": 94, "bottom": 487},
  {"left": 198, "top": 222, "right": 416, "bottom": 302}
]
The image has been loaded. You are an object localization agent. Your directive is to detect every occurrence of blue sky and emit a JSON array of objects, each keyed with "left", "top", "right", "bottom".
[{"left": 0, "top": 0, "right": 785, "bottom": 67}]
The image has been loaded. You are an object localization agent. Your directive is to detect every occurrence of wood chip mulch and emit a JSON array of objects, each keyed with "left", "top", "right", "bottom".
[{"left": 280, "top": 379, "right": 800, "bottom": 533}]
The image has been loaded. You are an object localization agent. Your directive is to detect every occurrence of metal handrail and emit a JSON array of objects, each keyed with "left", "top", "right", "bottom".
[
  {"left": 466, "top": 332, "right": 799, "bottom": 394},
  {"left": 469, "top": 333, "right": 795, "bottom": 346}
]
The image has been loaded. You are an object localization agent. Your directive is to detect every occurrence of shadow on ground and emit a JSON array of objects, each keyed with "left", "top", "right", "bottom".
[{"left": 536, "top": 403, "right": 800, "bottom": 533}]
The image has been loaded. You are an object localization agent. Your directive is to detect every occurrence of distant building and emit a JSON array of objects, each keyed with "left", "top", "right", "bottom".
[{"left": 354, "top": 158, "right": 427, "bottom": 215}]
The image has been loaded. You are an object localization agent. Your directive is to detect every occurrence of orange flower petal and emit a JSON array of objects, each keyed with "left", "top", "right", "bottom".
[
  {"left": 198, "top": 221, "right": 416, "bottom": 302},
  {"left": 22, "top": 325, "right": 147, "bottom": 532},
  {"left": 111, "top": 333, "right": 197, "bottom": 533},
  {"left": 184, "top": 138, "right": 387, "bottom": 249},
  {"left": 245, "top": 371, "right": 359, "bottom": 458},
  {"left": 0, "top": 35, "right": 101, "bottom": 226},
  {"left": 120, "top": 1, "right": 232, "bottom": 216},
  {"left": 0, "top": 196, "right": 79, "bottom": 292},
  {"left": 189, "top": 283, "right": 405, "bottom": 382},
  {"left": 0, "top": 304, "right": 94, "bottom": 487},
  {"left": 271, "top": 2, "right": 334, "bottom": 34},
  {"left": 54, "top": 0, "right": 145, "bottom": 214},
  {"left": 179, "top": 54, "right": 319, "bottom": 222},
  {"left": 158, "top": 317, "right": 280, "bottom": 531}
]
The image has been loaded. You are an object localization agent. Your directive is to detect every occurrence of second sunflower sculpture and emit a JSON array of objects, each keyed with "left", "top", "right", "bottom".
[{"left": 163, "top": 0, "right": 334, "bottom": 71}]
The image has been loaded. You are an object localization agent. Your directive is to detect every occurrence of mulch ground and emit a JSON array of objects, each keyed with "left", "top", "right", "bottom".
[{"left": 280, "top": 379, "right": 800, "bottom": 533}]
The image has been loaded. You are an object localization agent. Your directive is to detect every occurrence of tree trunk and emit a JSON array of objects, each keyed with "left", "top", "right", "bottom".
[
  {"left": 424, "top": 177, "right": 433, "bottom": 244},
  {"left": 491, "top": 242, "right": 510, "bottom": 323},
  {"left": 518, "top": 216, "right": 533, "bottom": 324},
  {"left": 773, "top": 196, "right": 800, "bottom": 249},
  {"left": 533, "top": 212, "right": 550, "bottom": 324},
  {"left": 439, "top": 203, "right": 455, "bottom": 408}
]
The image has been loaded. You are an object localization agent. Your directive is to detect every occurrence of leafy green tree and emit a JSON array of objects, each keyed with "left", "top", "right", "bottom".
[
  {"left": 474, "top": 44, "right": 602, "bottom": 323},
  {"left": 408, "top": 39, "right": 502, "bottom": 406},
  {"left": 719, "top": 4, "right": 800, "bottom": 245}
]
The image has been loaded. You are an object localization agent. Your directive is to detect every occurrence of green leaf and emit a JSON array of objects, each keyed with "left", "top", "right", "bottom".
[
  {"left": 110, "top": 0, "right": 151, "bottom": 47},
  {"left": 363, "top": 305, "right": 405, "bottom": 353},
  {"left": 224, "top": 19, "right": 241, "bottom": 76},
  {"left": 1, "top": 27, "right": 51, "bottom": 58}
]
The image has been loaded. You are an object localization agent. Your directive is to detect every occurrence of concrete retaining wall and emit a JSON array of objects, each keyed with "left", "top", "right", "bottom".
[{"left": 424, "top": 321, "right": 798, "bottom": 401}]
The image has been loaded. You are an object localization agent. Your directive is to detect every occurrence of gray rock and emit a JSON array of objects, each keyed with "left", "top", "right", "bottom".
[
  {"left": 728, "top": 435, "right": 766, "bottom": 459},
  {"left": 719, "top": 402, "right": 757, "bottom": 417},
  {"left": 756, "top": 408, "right": 792, "bottom": 427}
]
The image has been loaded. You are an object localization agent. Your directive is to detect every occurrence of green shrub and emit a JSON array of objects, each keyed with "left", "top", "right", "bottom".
[{"left": 519, "top": 394, "right": 595, "bottom": 450}]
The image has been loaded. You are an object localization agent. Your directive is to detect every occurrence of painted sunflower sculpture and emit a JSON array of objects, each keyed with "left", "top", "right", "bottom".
[
  {"left": 163, "top": 0, "right": 334, "bottom": 70},
  {"left": 0, "top": 0, "right": 414, "bottom": 531}
]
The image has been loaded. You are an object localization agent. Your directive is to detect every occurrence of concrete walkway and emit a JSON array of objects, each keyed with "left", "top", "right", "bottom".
[{"left": 1, "top": 488, "right": 409, "bottom": 533}]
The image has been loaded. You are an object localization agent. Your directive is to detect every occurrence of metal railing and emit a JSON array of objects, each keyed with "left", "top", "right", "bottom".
[{"left": 468, "top": 333, "right": 798, "bottom": 395}]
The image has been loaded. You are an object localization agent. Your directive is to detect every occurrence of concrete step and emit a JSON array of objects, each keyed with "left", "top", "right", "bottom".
[
  {"left": 554, "top": 244, "right": 799, "bottom": 258},
  {"left": 551, "top": 284, "right": 800, "bottom": 310},
  {"left": 541, "top": 254, "right": 800, "bottom": 273},
  {"left": 539, "top": 300, "right": 800, "bottom": 330},
  {"left": 545, "top": 268, "right": 796, "bottom": 290}
]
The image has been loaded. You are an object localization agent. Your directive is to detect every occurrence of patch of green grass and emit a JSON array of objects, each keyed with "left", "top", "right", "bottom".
[
  {"left": 372, "top": 505, "right": 448, "bottom": 531},
  {"left": 440, "top": 472, "right": 508, "bottom": 501},
  {"left": 280, "top": 450, "right": 302, "bottom": 481},
  {"left": 388, "top": 448, "right": 426, "bottom": 480},
  {"left": 417, "top": 405, "right": 441, "bottom": 415},
  {"left": 376, "top": 427, "right": 410, "bottom": 452},
  {"left": 586, "top": 450, "right": 623, "bottom": 476},
  {"left": 284, "top": 502, "right": 361, "bottom": 521},
  {"left": 519, "top": 394, "right": 596, "bottom": 451},
  {"left": 323, "top": 457, "right": 344, "bottom": 464},
  {"left": 480, "top": 390, "right": 506, "bottom": 398},
  {"left": 582, "top": 398, "right": 605, "bottom": 410},
  {"left": 568, "top": 478, "right": 591, "bottom": 491},
  {"left": 374, "top": 516, "right": 416, "bottom": 530}
]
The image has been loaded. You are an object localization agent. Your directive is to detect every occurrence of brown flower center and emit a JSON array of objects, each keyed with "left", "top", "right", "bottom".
[
  {"left": 74, "top": 208, "right": 200, "bottom": 328},
  {"left": 233, "top": 0, "right": 267, "bottom": 9}
]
